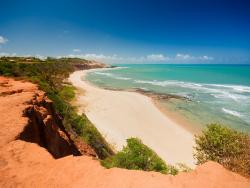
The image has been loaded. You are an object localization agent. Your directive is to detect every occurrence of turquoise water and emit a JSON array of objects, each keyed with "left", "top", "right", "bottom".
[{"left": 86, "top": 64, "right": 250, "bottom": 133}]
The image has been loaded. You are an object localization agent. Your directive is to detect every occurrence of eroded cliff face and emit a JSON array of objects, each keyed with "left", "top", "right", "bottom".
[
  {"left": 19, "top": 90, "right": 96, "bottom": 158},
  {"left": 0, "top": 76, "right": 96, "bottom": 158},
  {"left": 0, "top": 76, "right": 249, "bottom": 188}
]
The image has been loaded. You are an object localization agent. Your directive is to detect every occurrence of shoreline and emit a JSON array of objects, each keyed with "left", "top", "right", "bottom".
[
  {"left": 153, "top": 100, "right": 202, "bottom": 135},
  {"left": 83, "top": 67, "right": 201, "bottom": 135},
  {"left": 104, "top": 86, "right": 201, "bottom": 135},
  {"left": 69, "top": 69, "right": 196, "bottom": 167}
]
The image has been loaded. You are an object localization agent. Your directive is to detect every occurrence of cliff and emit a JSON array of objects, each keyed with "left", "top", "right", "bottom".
[
  {"left": 69, "top": 58, "right": 111, "bottom": 70},
  {"left": 0, "top": 76, "right": 249, "bottom": 188}
]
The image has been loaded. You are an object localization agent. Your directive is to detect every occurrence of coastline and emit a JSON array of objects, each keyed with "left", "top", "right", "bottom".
[
  {"left": 153, "top": 100, "right": 202, "bottom": 135},
  {"left": 69, "top": 69, "right": 196, "bottom": 167}
]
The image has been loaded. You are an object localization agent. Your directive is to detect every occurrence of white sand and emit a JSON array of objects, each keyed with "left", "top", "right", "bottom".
[{"left": 69, "top": 70, "right": 196, "bottom": 167}]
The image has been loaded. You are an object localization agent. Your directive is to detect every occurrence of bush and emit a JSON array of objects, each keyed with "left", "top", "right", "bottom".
[
  {"left": 194, "top": 123, "right": 250, "bottom": 177},
  {"left": 59, "top": 86, "right": 75, "bottom": 102},
  {"left": 102, "top": 138, "right": 178, "bottom": 175}
]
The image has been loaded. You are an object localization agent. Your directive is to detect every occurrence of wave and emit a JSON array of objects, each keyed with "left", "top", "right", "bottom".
[
  {"left": 210, "top": 93, "right": 248, "bottom": 102},
  {"left": 134, "top": 79, "right": 250, "bottom": 93},
  {"left": 116, "top": 66, "right": 129, "bottom": 69},
  {"left": 133, "top": 80, "right": 202, "bottom": 88},
  {"left": 222, "top": 108, "right": 250, "bottom": 125},
  {"left": 134, "top": 79, "right": 212, "bottom": 89},
  {"left": 93, "top": 71, "right": 250, "bottom": 103},
  {"left": 133, "top": 79, "right": 250, "bottom": 102},
  {"left": 222, "top": 108, "right": 243, "bottom": 118},
  {"left": 95, "top": 72, "right": 112, "bottom": 76},
  {"left": 94, "top": 71, "right": 131, "bottom": 80},
  {"left": 133, "top": 79, "right": 250, "bottom": 124},
  {"left": 207, "top": 84, "right": 250, "bottom": 93}
]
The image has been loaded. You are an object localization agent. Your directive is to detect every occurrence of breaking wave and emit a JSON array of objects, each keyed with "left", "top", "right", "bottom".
[
  {"left": 222, "top": 108, "right": 242, "bottom": 118},
  {"left": 133, "top": 79, "right": 250, "bottom": 102},
  {"left": 94, "top": 71, "right": 131, "bottom": 80}
]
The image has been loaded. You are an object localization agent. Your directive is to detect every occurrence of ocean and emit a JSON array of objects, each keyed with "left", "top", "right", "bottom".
[{"left": 85, "top": 64, "right": 250, "bottom": 133}]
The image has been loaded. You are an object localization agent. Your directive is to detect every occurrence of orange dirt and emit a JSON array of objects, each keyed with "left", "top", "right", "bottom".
[{"left": 0, "top": 76, "right": 249, "bottom": 188}]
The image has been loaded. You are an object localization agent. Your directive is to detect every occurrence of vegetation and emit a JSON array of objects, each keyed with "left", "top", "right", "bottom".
[
  {"left": 59, "top": 85, "right": 75, "bottom": 102},
  {"left": 102, "top": 138, "right": 178, "bottom": 175},
  {"left": 0, "top": 57, "right": 113, "bottom": 159},
  {"left": 194, "top": 123, "right": 250, "bottom": 177}
]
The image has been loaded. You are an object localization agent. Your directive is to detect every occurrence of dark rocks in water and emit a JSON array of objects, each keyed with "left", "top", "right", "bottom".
[
  {"left": 134, "top": 88, "right": 190, "bottom": 101},
  {"left": 109, "top": 65, "right": 118, "bottom": 68},
  {"left": 102, "top": 86, "right": 190, "bottom": 101}
]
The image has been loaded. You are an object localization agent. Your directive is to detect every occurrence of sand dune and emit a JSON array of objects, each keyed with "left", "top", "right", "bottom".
[{"left": 69, "top": 70, "right": 196, "bottom": 167}]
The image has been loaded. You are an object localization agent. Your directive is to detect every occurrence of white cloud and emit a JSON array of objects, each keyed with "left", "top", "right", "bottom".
[
  {"left": 63, "top": 53, "right": 213, "bottom": 63},
  {"left": 0, "top": 36, "right": 8, "bottom": 44},
  {"left": 60, "top": 53, "right": 123, "bottom": 63},
  {"left": 202, "top": 55, "right": 213, "bottom": 60},
  {"left": 146, "top": 54, "right": 169, "bottom": 61},
  {"left": 0, "top": 52, "right": 213, "bottom": 64},
  {"left": 73, "top": 49, "right": 81, "bottom": 52},
  {"left": 175, "top": 53, "right": 213, "bottom": 61},
  {"left": 175, "top": 53, "right": 192, "bottom": 60},
  {"left": 62, "top": 53, "right": 170, "bottom": 63}
]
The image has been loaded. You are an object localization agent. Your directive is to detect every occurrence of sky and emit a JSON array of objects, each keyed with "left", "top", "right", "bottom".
[{"left": 0, "top": 0, "right": 250, "bottom": 63}]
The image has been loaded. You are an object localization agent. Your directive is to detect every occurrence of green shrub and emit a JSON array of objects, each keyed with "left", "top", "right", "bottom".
[
  {"left": 59, "top": 86, "right": 75, "bottom": 102},
  {"left": 66, "top": 112, "right": 113, "bottom": 158},
  {"left": 80, "top": 114, "right": 113, "bottom": 158},
  {"left": 194, "top": 123, "right": 250, "bottom": 177},
  {"left": 102, "top": 137, "right": 178, "bottom": 175}
]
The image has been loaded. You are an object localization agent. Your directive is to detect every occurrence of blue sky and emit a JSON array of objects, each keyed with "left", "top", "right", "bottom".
[{"left": 0, "top": 0, "right": 250, "bottom": 63}]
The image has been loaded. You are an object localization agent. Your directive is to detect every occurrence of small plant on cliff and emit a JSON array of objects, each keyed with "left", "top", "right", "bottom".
[
  {"left": 59, "top": 85, "right": 75, "bottom": 102},
  {"left": 102, "top": 137, "right": 178, "bottom": 175},
  {"left": 194, "top": 123, "right": 250, "bottom": 177},
  {"left": 66, "top": 112, "right": 113, "bottom": 158}
]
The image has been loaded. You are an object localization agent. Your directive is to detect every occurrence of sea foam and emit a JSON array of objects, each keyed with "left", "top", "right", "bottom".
[
  {"left": 133, "top": 79, "right": 250, "bottom": 102},
  {"left": 222, "top": 108, "right": 243, "bottom": 118},
  {"left": 94, "top": 72, "right": 131, "bottom": 80}
]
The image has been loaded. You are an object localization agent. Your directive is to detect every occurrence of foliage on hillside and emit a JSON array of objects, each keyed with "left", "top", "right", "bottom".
[
  {"left": 0, "top": 57, "right": 113, "bottom": 159},
  {"left": 102, "top": 138, "right": 178, "bottom": 175},
  {"left": 194, "top": 123, "right": 250, "bottom": 177}
]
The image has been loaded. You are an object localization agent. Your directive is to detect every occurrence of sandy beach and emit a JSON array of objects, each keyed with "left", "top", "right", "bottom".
[{"left": 69, "top": 70, "right": 196, "bottom": 167}]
